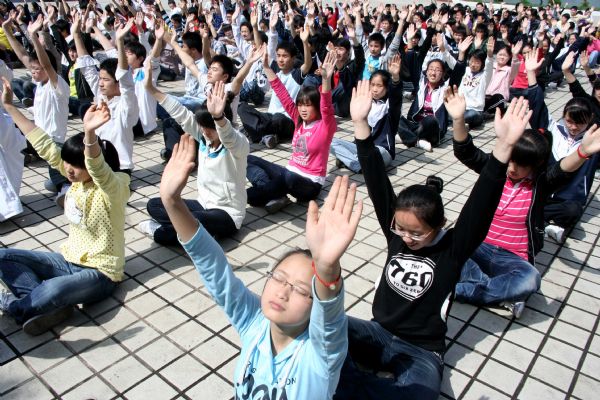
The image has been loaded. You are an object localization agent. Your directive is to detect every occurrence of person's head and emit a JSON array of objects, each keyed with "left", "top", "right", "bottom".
[
  {"left": 275, "top": 42, "right": 297, "bottom": 72},
  {"left": 495, "top": 44, "right": 511, "bottom": 67},
  {"left": 181, "top": 32, "right": 203, "bottom": 60},
  {"left": 295, "top": 86, "right": 321, "bottom": 124},
  {"left": 240, "top": 20, "right": 253, "bottom": 41},
  {"left": 98, "top": 58, "right": 120, "bottom": 98},
  {"left": 392, "top": 176, "right": 446, "bottom": 250},
  {"left": 259, "top": 18, "right": 269, "bottom": 32},
  {"left": 207, "top": 54, "right": 234, "bottom": 83},
  {"left": 61, "top": 133, "right": 120, "bottom": 183},
  {"left": 261, "top": 249, "right": 314, "bottom": 333},
  {"left": 475, "top": 2, "right": 484, "bottom": 13},
  {"left": 368, "top": 33, "right": 385, "bottom": 57},
  {"left": 561, "top": 13, "right": 570, "bottom": 23},
  {"left": 507, "top": 129, "right": 551, "bottom": 181},
  {"left": 168, "top": 0, "right": 176, "bottom": 9},
  {"left": 468, "top": 49, "right": 487, "bottom": 73},
  {"left": 124, "top": 41, "right": 146, "bottom": 69},
  {"left": 28, "top": 50, "right": 57, "bottom": 84},
  {"left": 474, "top": 24, "right": 487, "bottom": 39},
  {"left": 380, "top": 14, "right": 393, "bottom": 33},
  {"left": 171, "top": 13, "right": 182, "bottom": 28},
  {"left": 334, "top": 38, "right": 351, "bottom": 64},
  {"left": 568, "top": 33, "right": 578, "bottom": 45},
  {"left": 425, "top": 59, "right": 446, "bottom": 87},
  {"left": 54, "top": 19, "right": 70, "bottom": 38},
  {"left": 562, "top": 97, "right": 593, "bottom": 136},
  {"left": 370, "top": 70, "right": 390, "bottom": 100},
  {"left": 194, "top": 105, "right": 221, "bottom": 145},
  {"left": 453, "top": 25, "right": 467, "bottom": 43},
  {"left": 540, "top": 37, "right": 551, "bottom": 55}
]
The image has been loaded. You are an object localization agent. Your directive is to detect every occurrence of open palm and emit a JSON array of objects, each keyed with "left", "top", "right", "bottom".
[{"left": 160, "top": 134, "right": 197, "bottom": 201}]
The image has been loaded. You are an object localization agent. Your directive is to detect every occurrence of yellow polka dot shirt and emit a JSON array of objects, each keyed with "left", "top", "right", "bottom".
[{"left": 29, "top": 127, "right": 130, "bottom": 282}]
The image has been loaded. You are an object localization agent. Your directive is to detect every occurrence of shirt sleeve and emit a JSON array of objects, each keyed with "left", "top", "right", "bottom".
[
  {"left": 181, "top": 223, "right": 262, "bottom": 335},
  {"left": 85, "top": 152, "right": 131, "bottom": 200},
  {"left": 26, "top": 127, "right": 66, "bottom": 176},
  {"left": 215, "top": 119, "right": 250, "bottom": 158},
  {"left": 77, "top": 55, "right": 100, "bottom": 98},
  {"left": 159, "top": 95, "right": 204, "bottom": 141}
]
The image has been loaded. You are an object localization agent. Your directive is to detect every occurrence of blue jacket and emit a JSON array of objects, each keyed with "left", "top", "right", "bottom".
[{"left": 182, "top": 224, "right": 348, "bottom": 400}]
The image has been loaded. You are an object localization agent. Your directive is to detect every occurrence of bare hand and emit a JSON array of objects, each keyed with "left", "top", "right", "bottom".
[
  {"left": 495, "top": 96, "right": 532, "bottom": 146},
  {"left": 83, "top": 101, "right": 111, "bottom": 132},
  {"left": 206, "top": 80, "right": 227, "bottom": 117},
  {"left": 524, "top": 50, "right": 543, "bottom": 72},
  {"left": 580, "top": 124, "right": 600, "bottom": 156},
  {"left": 350, "top": 80, "right": 372, "bottom": 122},
  {"left": 443, "top": 85, "right": 466, "bottom": 121},
  {"left": 160, "top": 134, "right": 197, "bottom": 201}
]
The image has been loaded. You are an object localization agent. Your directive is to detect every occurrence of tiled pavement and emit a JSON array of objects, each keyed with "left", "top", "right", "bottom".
[{"left": 1, "top": 69, "right": 599, "bottom": 400}]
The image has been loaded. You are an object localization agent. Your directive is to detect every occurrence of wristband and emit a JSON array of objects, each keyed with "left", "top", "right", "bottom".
[
  {"left": 83, "top": 136, "right": 98, "bottom": 147},
  {"left": 577, "top": 145, "right": 591, "bottom": 160},
  {"left": 212, "top": 113, "right": 225, "bottom": 121},
  {"left": 312, "top": 261, "right": 342, "bottom": 291}
]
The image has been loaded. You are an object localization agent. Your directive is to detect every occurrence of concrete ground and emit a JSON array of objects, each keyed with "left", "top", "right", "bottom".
[{"left": 1, "top": 67, "right": 599, "bottom": 400}]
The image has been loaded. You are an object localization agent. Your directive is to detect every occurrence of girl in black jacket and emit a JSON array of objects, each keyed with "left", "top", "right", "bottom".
[{"left": 333, "top": 81, "right": 530, "bottom": 400}]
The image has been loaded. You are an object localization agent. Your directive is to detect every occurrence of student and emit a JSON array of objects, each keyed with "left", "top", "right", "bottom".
[
  {"left": 159, "top": 133, "right": 361, "bottom": 400},
  {"left": 562, "top": 50, "right": 600, "bottom": 124},
  {"left": 3, "top": 14, "right": 70, "bottom": 201},
  {"left": 447, "top": 85, "right": 600, "bottom": 317},
  {"left": 138, "top": 71, "right": 249, "bottom": 245},
  {"left": 237, "top": 10, "right": 312, "bottom": 149},
  {"left": 458, "top": 39, "right": 495, "bottom": 129},
  {"left": 333, "top": 81, "right": 530, "bottom": 400},
  {"left": 330, "top": 55, "right": 402, "bottom": 173},
  {"left": 484, "top": 43, "right": 520, "bottom": 116},
  {"left": 0, "top": 80, "right": 129, "bottom": 335},
  {"left": 522, "top": 50, "right": 599, "bottom": 243},
  {"left": 246, "top": 51, "right": 336, "bottom": 213},
  {"left": 361, "top": 27, "right": 402, "bottom": 80},
  {"left": 73, "top": 15, "right": 139, "bottom": 174},
  {"left": 397, "top": 35, "right": 469, "bottom": 152}
]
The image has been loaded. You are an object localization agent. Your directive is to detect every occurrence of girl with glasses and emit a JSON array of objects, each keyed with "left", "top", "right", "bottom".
[{"left": 333, "top": 80, "right": 530, "bottom": 400}]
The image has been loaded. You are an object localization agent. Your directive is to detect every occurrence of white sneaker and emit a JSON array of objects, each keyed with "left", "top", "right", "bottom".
[
  {"left": 55, "top": 184, "right": 70, "bottom": 208},
  {"left": 416, "top": 140, "right": 433, "bottom": 152},
  {"left": 264, "top": 197, "right": 291, "bottom": 214},
  {"left": 500, "top": 301, "right": 525, "bottom": 319},
  {"left": 136, "top": 219, "right": 161, "bottom": 237},
  {"left": 545, "top": 224, "right": 566, "bottom": 243}
]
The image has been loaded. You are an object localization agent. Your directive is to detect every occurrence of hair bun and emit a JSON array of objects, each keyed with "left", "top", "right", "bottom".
[{"left": 426, "top": 175, "right": 444, "bottom": 194}]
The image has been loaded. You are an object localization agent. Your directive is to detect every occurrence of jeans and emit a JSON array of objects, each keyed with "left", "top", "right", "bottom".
[
  {"left": 174, "top": 95, "right": 205, "bottom": 112},
  {"left": 68, "top": 97, "right": 92, "bottom": 119},
  {"left": 330, "top": 139, "right": 392, "bottom": 173},
  {"left": 333, "top": 317, "right": 443, "bottom": 400},
  {"left": 147, "top": 197, "right": 237, "bottom": 245},
  {"left": 589, "top": 50, "right": 600, "bottom": 68},
  {"left": 246, "top": 154, "right": 321, "bottom": 206},
  {"left": 239, "top": 80, "right": 266, "bottom": 106},
  {"left": 11, "top": 78, "right": 35, "bottom": 101},
  {"left": 0, "top": 249, "right": 117, "bottom": 324},
  {"left": 48, "top": 141, "right": 68, "bottom": 191},
  {"left": 455, "top": 242, "right": 541, "bottom": 306},
  {"left": 464, "top": 109, "right": 484, "bottom": 128}
]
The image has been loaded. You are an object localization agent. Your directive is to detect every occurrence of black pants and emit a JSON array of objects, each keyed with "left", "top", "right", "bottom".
[
  {"left": 484, "top": 94, "right": 506, "bottom": 115},
  {"left": 147, "top": 197, "right": 237, "bottom": 245},
  {"left": 237, "top": 103, "right": 294, "bottom": 143},
  {"left": 544, "top": 199, "right": 584, "bottom": 229},
  {"left": 398, "top": 116, "right": 441, "bottom": 147}
]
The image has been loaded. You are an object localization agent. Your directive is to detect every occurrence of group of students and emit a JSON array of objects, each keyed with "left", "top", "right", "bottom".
[{"left": 1, "top": 1, "right": 600, "bottom": 399}]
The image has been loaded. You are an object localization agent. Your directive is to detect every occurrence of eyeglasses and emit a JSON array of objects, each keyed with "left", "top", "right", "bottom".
[
  {"left": 266, "top": 271, "right": 313, "bottom": 299},
  {"left": 389, "top": 218, "right": 433, "bottom": 242}
]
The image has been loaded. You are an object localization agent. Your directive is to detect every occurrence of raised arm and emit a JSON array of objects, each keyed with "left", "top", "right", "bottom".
[
  {"left": 2, "top": 15, "right": 31, "bottom": 68},
  {"left": 27, "top": 15, "right": 58, "bottom": 86},
  {"left": 115, "top": 19, "right": 134, "bottom": 71},
  {"left": 230, "top": 44, "right": 266, "bottom": 95},
  {"left": 1, "top": 78, "right": 36, "bottom": 135},
  {"left": 299, "top": 25, "right": 313, "bottom": 76},
  {"left": 165, "top": 29, "right": 201, "bottom": 78},
  {"left": 559, "top": 124, "right": 600, "bottom": 173}
]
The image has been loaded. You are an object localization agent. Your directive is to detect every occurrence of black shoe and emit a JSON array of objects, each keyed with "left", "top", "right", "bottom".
[
  {"left": 335, "top": 158, "right": 345, "bottom": 169},
  {"left": 22, "top": 97, "right": 34, "bottom": 108},
  {"left": 160, "top": 148, "right": 171, "bottom": 162},
  {"left": 22, "top": 306, "right": 74, "bottom": 336}
]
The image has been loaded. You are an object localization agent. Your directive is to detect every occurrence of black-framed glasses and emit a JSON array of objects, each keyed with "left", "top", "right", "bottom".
[{"left": 266, "top": 271, "right": 313, "bottom": 299}]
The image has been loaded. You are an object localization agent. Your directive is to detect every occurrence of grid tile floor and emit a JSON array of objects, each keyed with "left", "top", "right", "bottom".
[{"left": 1, "top": 69, "right": 599, "bottom": 400}]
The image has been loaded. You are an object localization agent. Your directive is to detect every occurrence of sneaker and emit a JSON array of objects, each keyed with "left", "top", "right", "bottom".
[
  {"left": 136, "top": 219, "right": 161, "bottom": 237},
  {"left": 55, "top": 184, "right": 70, "bottom": 208},
  {"left": 416, "top": 139, "right": 433, "bottom": 152},
  {"left": 44, "top": 179, "right": 58, "bottom": 193},
  {"left": 335, "top": 158, "right": 345, "bottom": 169},
  {"left": 22, "top": 306, "right": 74, "bottom": 336},
  {"left": 545, "top": 224, "right": 566, "bottom": 243},
  {"left": 261, "top": 134, "right": 278, "bottom": 149},
  {"left": 500, "top": 301, "right": 525, "bottom": 319},
  {"left": 0, "top": 289, "right": 17, "bottom": 314},
  {"left": 264, "top": 197, "right": 291, "bottom": 214},
  {"left": 160, "top": 148, "right": 171, "bottom": 162},
  {"left": 21, "top": 97, "right": 33, "bottom": 108}
]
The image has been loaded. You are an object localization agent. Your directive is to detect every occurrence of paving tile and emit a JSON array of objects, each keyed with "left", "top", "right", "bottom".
[
  {"left": 530, "top": 356, "right": 575, "bottom": 393},
  {"left": 160, "top": 354, "right": 210, "bottom": 390},
  {"left": 541, "top": 337, "right": 584, "bottom": 370},
  {"left": 580, "top": 352, "right": 600, "bottom": 379},
  {"left": 1, "top": 377, "right": 53, "bottom": 400},
  {"left": 517, "top": 377, "right": 567, "bottom": 400},
  {"left": 477, "top": 359, "right": 522, "bottom": 395},
  {"left": 21, "top": 340, "right": 72, "bottom": 374},
  {"left": 184, "top": 374, "right": 232, "bottom": 399},
  {"left": 444, "top": 343, "right": 486, "bottom": 376},
  {"left": 78, "top": 337, "right": 129, "bottom": 372},
  {"left": 440, "top": 367, "right": 470, "bottom": 399},
  {"left": 191, "top": 336, "right": 238, "bottom": 369},
  {"left": 461, "top": 381, "right": 510, "bottom": 400},
  {"left": 101, "top": 355, "right": 152, "bottom": 392},
  {"left": 136, "top": 336, "right": 184, "bottom": 370},
  {"left": 550, "top": 320, "right": 591, "bottom": 350},
  {"left": 572, "top": 373, "right": 600, "bottom": 400},
  {"left": 0, "top": 358, "right": 34, "bottom": 393},
  {"left": 60, "top": 376, "right": 116, "bottom": 400},
  {"left": 558, "top": 305, "right": 597, "bottom": 331},
  {"left": 491, "top": 340, "right": 535, "bottom": 372},
  {"left": 40, "top": 356, "right": 93, "bottom": 394},
  {"left": 124, "top": 374, "right": 178, "bottom": 400}
]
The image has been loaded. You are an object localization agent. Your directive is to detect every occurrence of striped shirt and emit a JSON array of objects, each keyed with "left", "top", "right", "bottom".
[{"left": 484, "top": 177, "right": 533, "bottom": 260}]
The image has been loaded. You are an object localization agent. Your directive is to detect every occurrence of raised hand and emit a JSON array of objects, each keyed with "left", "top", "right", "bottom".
[
  {"left": 512, "top": 39, "right": 523, "bottom": 57},
  {"left": 494, "top": 96, "right": 532, "bottom": 147},
  {"left": 458, "top": 35, "right": 473, "bottom": 54},
  {"left": 320, "top": 51, "right": 336, "bottom": 81},
  {"left": 305, "top": 175, "right": 362, "bottom": 288},
  {"left": 561, "top": 51, "right": 576, "bottom": 72},
  {"left": 406, "top": 23, "right": 416, "bottom": 41},
  {"left": 206, "top": 80, "right": 227, "bottom": 118},
  {"left": 160, "top": 134, "right": 197, "bottom": 202},
  {"left": 524, "top": 49, "right": 543, "bottom": 72},
  {"left": 116, "top": 19, "right": 134, "bottom": 41},
  {"left": 388, "top": 54, "right": 401, "bottom": 80},
  {"left": 579, "top": 50, "right": 590, "bottom": 68},
  {"left": 299, "top": 26, "right": 310, "bottom": 42},
  {"left": 443, "top": 85, "right": 466, "bottom": 121},
  {"left": 346, "top": 25, "right": 356, "bottom": 40},
  {"left": 83, "top": 101, "right": 111, "bottom": 132},
  {"left": 70, "top": 11, "right": 81, "bottom": 35},
  {"left": 247, "top": 43, "right": 266, "bottom": 63},
  {"left": 436, "top": 33, "right": 446, "bottom": 53},
  {"left": 1, "top": 77, "right": 13, "bottom": 105},
  {"left": 28, "top": 14, "right": 44, "bottom": 35},
  {"left": 250, "top": 8, "right": 258, "bottom": 26},
  {"left": 350, "top": 80, "right": 373, "bottom": 122},
  {"left": 155, "top": 18, "right": 166, "bottom": 41},
  {"left": 487, "top": 37, "right": 495, "bottom": 57},
  {"left": 552, "top": 32, "right": 563, "bottom": 45},
  {"left": 580, "top": 124, "right": 600, "bottom": 157}
]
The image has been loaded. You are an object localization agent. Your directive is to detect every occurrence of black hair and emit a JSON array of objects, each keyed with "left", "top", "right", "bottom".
[
  {"left": 124, "top": 41, "right": 147, "bottom": 60},
  {"left": 182, "top": 31, "right": 203, "bottom": 53},
  {"left": 210, "top": 54, "right": 234, "bottom": 83},
  {"left": 221, "top": 23, "right": 233, "bottom": 32},
  {"left": 276, "top": 41, "right": 298, "bottom": 58},
  {"left": 99, "top": 58, "right": 118, "bottom": 80},
  {"left": 61, "top": 133, "right": 121, "bottom": 172},
  {"left": 395, "top": 176, "right": 445, "bottom": 229},
  {"left": 426, "top": 58, "right": 446, "bottom": 72},
  {"left": 292, "top": 14, "right": 305, "bottom": 29},
  {"left": 468, "top": 49, "right": 487, "bottom": 71},
  {"left": 334, "top": 38, "right": 351, "bottom": 51},
  {"left": 563, "top": 97, "right": 593, "bottom": 125},
  {"left": 511, "top": 129, "right": 551, "bottom": 171},
  {"left": 29, "top": 50, "right": 58, "bottom": 73},
  {"left": 271, "top": 248, "right": 313, "bottom": 272},
  {"left": 54, "top": 19, "right": 70, "bottom": 34},
  {"left": 194, "top": 106, "right": 216, "bottom": 130},
  {"left": 371, "top": 69, "right": 391, "bottom": 89},
  {"left": 295, "top": 86, "right": 321, "bottom": 124},
  {"left": 240, "top": 20, "right": 253, "bottom": 32},
  {"left": 368, "top": 32, "right": 385, "bottom": 48},
  {"left": 171, "top": 13, "right": 183, "bottom": 24}
]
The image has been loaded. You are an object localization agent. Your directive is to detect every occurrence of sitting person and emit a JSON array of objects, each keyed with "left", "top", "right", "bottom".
[
  {"left": 137, "top": 67, "right": 249, "bottom": 245},
  {"left": 330, "top": 55, "right": 402, "bottom": 173},
  {"left": 159, "top": 131, "right": 361, "bottom": 399},
  {"left": 334, "top": 80, "right": 529, "bottom": 400},
  {"left": 0, "top": 80, "right": 129, "bottom": 335},
  {"left": 246, "top": 51, "right": 336, "bottom": 214}
]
